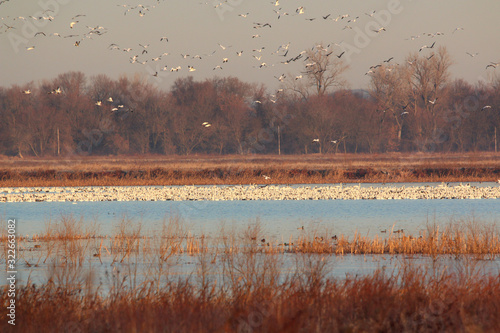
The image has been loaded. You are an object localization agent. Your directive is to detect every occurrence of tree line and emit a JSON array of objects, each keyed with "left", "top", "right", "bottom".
[{"left": 1, "top": 45, "right": 499, "bottom": 157}]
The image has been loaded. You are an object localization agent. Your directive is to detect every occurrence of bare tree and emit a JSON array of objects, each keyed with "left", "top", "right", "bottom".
[
  {"left": 408, "top": 46, "right": 453, "bottom": 148},
  {"left": 370, "top": 63, "right": 413, "bottom": 150},
  {"left": 286, "top": 43, "right": 349, "bottom": 99},
  {"left": 171, "top": 77, "right": 217, "bottom": 155}
]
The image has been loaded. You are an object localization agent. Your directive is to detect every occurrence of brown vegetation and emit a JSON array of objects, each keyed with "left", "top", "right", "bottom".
[
  {"left": 4, "top": 216, "right": 499, "bottom": 257},
  {"left": 0, "top": 152, "right": 499, "bottom": 186},
  {"left": 1, "top": 265, "right": 499, "bottom": 333}
]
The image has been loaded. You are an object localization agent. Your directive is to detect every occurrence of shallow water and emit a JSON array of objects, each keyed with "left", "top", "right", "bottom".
[
  {"left": 9, "top": 248, "right": 500, "bottom": 292},
  {"left": 2, "top": 182, "right": 499, "bottom": 239},
  {"left": 2, "top": 182, "right": 500, "bottom": 291}
]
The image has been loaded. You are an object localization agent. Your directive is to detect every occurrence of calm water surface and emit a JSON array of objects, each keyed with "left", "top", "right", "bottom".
[
  {"left": 2, "top": 182, "right": 499, "bottom": 239},
  {"left": 2, "top": 183, "right": 500, "bottom": 288}
]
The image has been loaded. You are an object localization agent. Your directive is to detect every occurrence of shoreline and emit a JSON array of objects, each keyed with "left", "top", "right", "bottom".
[{"left": 2, "top": 183, "right": 500, "bottom": 202}]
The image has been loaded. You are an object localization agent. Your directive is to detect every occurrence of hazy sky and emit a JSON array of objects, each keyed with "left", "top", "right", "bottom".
[{"left": 1, "top": 0, "right": 499, "bottom": 92}]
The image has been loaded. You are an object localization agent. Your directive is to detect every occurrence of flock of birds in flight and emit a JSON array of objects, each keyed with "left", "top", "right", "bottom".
[
  {"left": 2, "top": 0, "right": 498, "bottom": 121},
  {"left": 1, "top": 0, "right": 498, "bottom": 79}
]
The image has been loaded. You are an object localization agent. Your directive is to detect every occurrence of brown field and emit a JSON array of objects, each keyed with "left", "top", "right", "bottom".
[
  {"left": 2, "top": 264, "right": 499, "bottom": 332},
  {"left": 1, "top": 152, "right": 499, "bottom": 187},
  {"left": 1, "top": 217, "right": 500, "bottom": 332}
]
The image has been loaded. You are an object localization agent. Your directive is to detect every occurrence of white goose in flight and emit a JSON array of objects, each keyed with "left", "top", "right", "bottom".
[
  {"left": 419, "top": 41, "right": 435, "bottom": 52},
  {"left": 486, "top": 62, "right": 499, "bottom": 69}
]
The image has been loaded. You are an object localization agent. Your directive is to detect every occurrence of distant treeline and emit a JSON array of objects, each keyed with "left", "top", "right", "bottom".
[{"left": 1, "top": 47, "right": 499, "bottom": 157}]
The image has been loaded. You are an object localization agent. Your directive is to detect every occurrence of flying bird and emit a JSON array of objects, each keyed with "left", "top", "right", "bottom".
[
  {"left": 50, "top": 87, "right": 62, "bottom": 94},
  {"left": 406, "top": 35, "right": 420, "bottom": 40},
  {"left": 274, "top": 74, "right": 286, "bottom": 82},
  {"left": 419, "top": 41, "right": 436, "bottom": 52},
  {"left": 218, "top": 43, "right": 230, "bottom": 50},
  {"left": 139, "top": 44, "right": 149, "bottom": 54}
]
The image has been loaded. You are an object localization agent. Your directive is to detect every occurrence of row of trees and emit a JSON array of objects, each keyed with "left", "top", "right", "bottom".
[{"left": 1, "top": 45, "right": 499, "bottom": 157}]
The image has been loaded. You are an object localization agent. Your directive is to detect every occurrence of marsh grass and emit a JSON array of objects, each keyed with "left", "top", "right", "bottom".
[
  {"left": 1, "top": 152, "right": 499, "bottom": 187},
  {"left": 2, "top": 254, "right": 499, "bottom": 332},
  {"left": 2, "top": 217, "right": 499, "bottom": 259}
]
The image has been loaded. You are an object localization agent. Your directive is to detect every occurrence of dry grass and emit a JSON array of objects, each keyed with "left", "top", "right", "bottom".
[
  {"left": 0, "top": 152, "right": 499, "bottom": 186},
  {"left": 1, "top": 252, "right": 499, "bottom": 332},
  {"left": 3, "top": 217, "right": 499, "bottom": 258}
]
